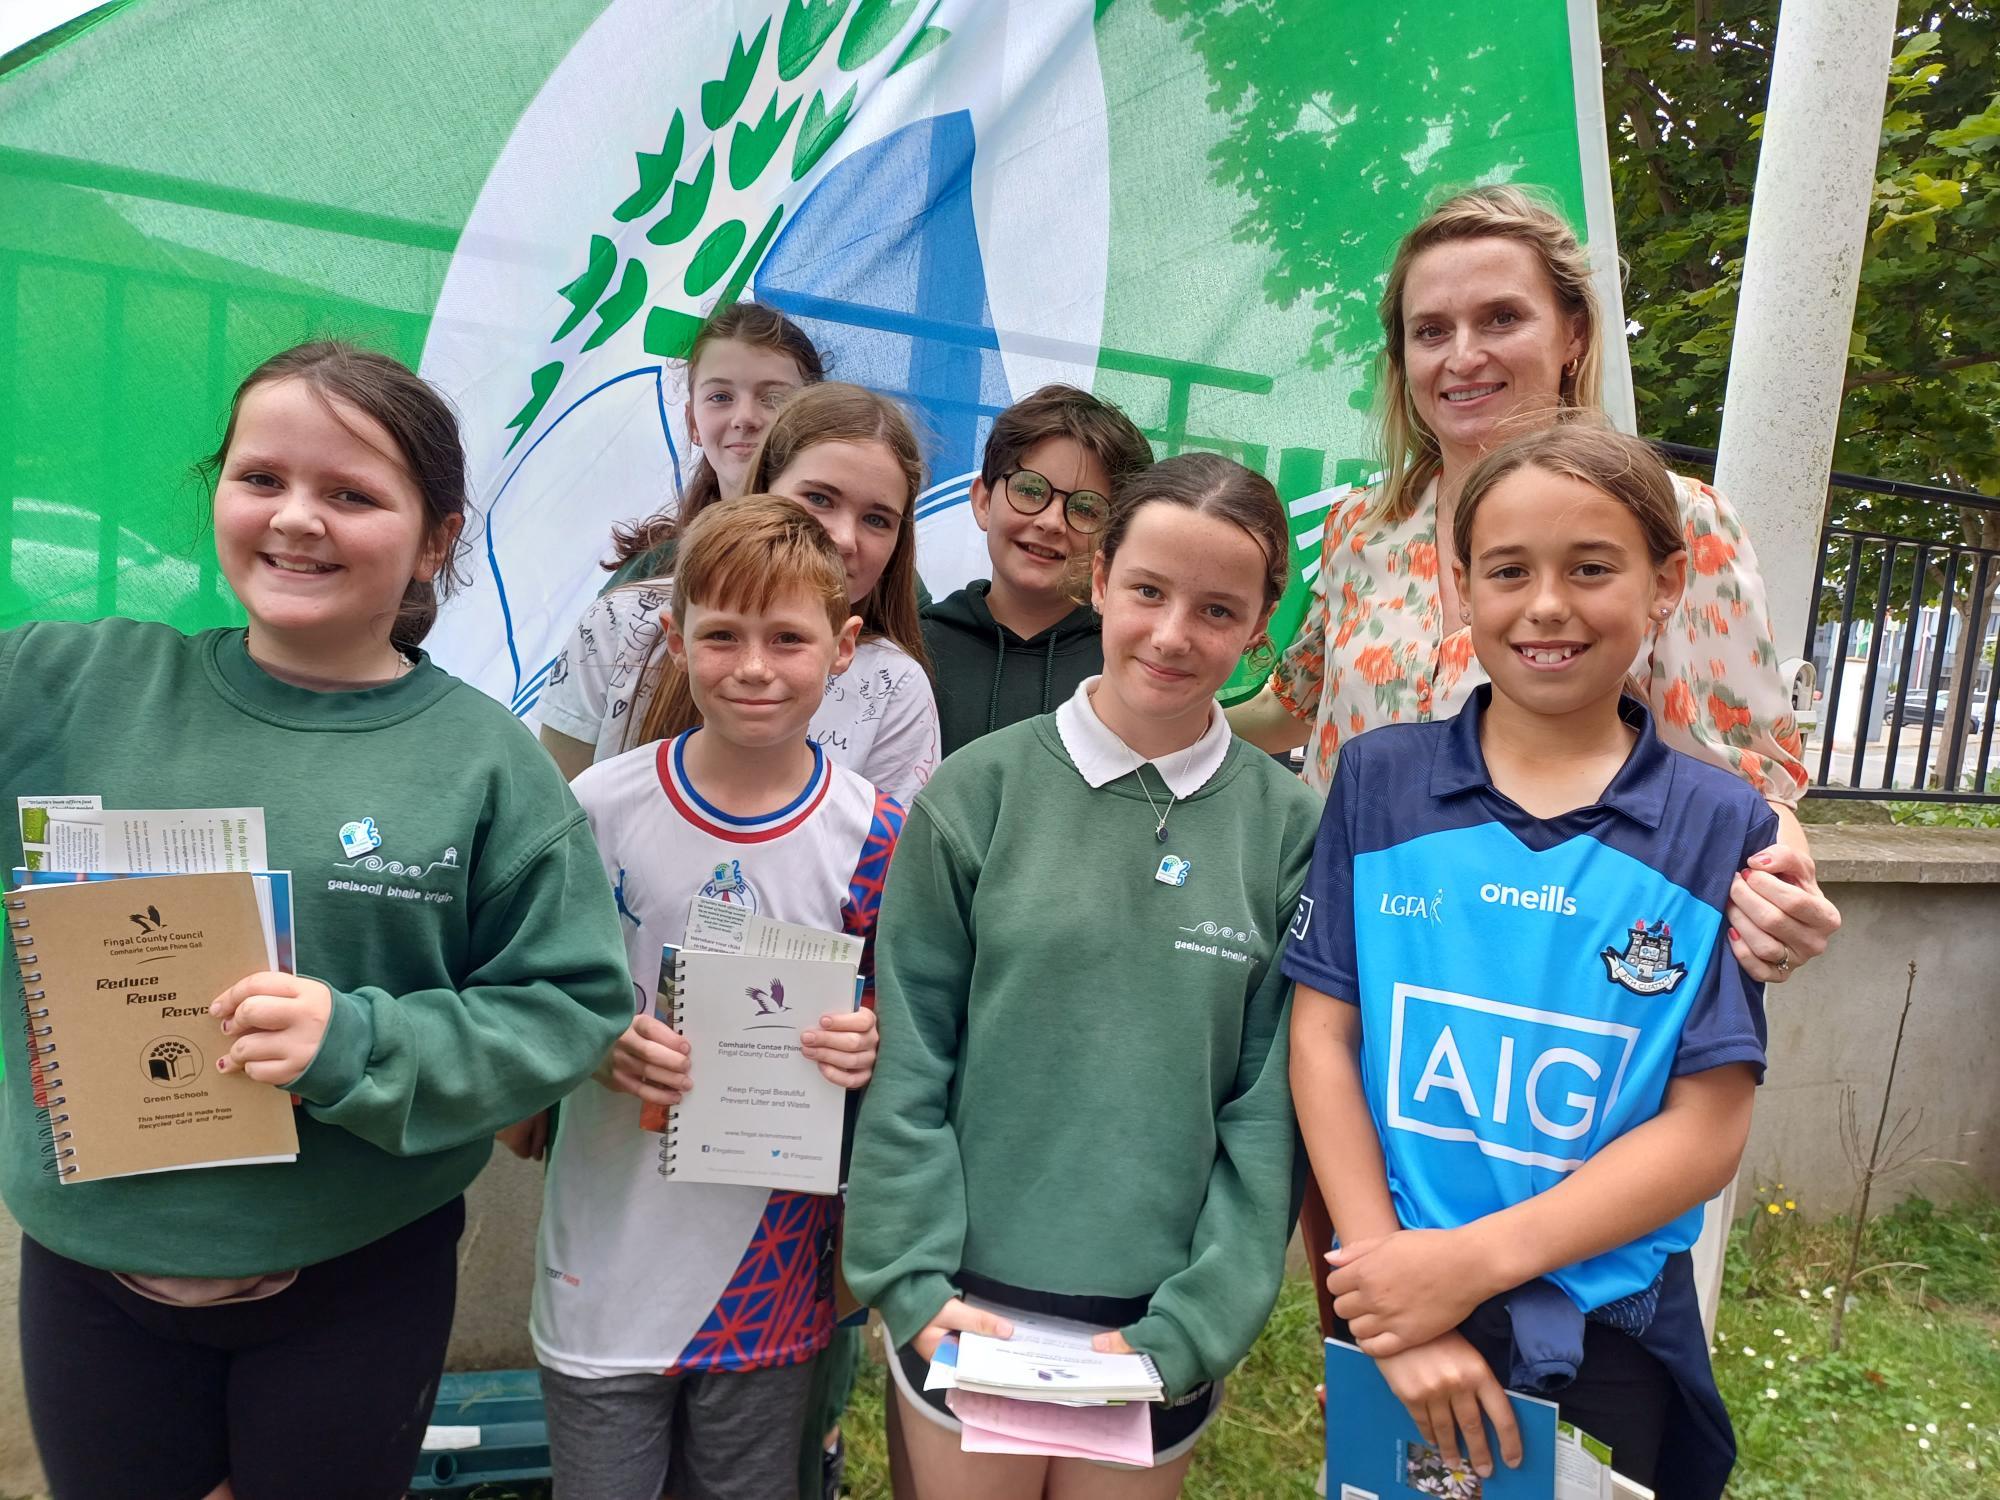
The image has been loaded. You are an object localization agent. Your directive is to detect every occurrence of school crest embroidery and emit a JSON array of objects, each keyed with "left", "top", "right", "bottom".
[{"left": 1601, "top": 919, "right": 1688, "bottom": 996}]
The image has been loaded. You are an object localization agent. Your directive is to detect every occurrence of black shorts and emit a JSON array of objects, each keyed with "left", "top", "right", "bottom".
[
  {"left": 890, "top": 1269, "right": 1222, "bottom": 1462},
  {"left": 19, "top": 1196, "right": 464, "bottom": 1500},
  {"left": 1456, "top": 1296, "right": 1674, "bottom": 1488}
]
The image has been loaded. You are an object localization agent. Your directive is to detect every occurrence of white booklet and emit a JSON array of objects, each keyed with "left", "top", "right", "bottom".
[
  {"left": 951, "top": 1306, "right": 1164, "bottom": 1406},
  {"left": 18, "top": 798, "right": 268, "bottom": 875},
  {"left": 648, "top": 924, "right": 858, "bottom": 1194}
]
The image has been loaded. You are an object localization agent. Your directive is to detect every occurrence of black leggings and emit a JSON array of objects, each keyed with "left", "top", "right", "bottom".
[{"left": 20, "top": 1196, "right": 464, "bottom": 1500}]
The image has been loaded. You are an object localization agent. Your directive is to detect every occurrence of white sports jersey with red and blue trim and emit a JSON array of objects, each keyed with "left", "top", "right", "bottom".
[{"left": 532, "top": 730, "right": 902, "bottom": 1378}]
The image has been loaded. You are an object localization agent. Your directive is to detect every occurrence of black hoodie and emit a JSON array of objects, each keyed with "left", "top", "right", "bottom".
[{"left": 921, "top": 580, "right": 1103, "bottom": 758}]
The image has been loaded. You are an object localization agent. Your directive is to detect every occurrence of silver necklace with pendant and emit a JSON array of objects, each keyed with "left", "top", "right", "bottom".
[
  {"left": 1135, "top": 746, "right": 1198, "bottom": 886},
  {"left": 1135, "top": 763, "right": 1176, "bottom": 843}
]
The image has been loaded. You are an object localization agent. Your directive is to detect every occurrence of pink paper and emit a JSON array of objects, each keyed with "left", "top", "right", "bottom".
[{"left": 947, "top": 1388, "right": 1154, "bottom": 1468}]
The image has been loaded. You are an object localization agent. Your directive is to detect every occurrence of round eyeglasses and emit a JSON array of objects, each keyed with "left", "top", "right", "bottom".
[{"left": 1000, "top": 469, "right": 1111, "bottom": 535}]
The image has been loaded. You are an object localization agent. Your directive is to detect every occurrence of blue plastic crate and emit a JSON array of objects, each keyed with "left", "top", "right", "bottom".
[{"left": 409, "top": 1368, "right": 552, "bottom": 1496}]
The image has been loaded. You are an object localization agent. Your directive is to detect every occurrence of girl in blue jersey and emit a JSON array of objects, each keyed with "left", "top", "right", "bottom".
[{"left": 1286, "top": 422, "right": 1779, "bottom": 1500}]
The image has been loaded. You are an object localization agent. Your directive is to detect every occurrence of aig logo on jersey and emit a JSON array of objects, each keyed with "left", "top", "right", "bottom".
[{"left": 1386, "top": 983, "right": 1638, "bottom": 1172}]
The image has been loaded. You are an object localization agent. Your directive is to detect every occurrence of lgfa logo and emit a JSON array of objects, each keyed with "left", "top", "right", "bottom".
[
  {"left": 1479, "top": 881, "right": 1579, "bottom": 917},
  {"left": 1379, "top": 889, "right": 1444, "bottom": 924}
]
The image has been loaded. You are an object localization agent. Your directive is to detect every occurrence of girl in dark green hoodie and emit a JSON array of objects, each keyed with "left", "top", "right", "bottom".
[{"left": 921, "top": 385, "right": 1152, "bottom": 757}]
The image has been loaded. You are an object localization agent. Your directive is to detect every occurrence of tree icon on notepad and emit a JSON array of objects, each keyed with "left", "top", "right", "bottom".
[{"left": 141, "top": 1036, "right": 202, "bottom": 1087}]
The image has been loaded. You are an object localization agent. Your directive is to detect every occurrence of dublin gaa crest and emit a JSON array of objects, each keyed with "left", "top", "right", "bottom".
[{"left": 1601, "top": 919, "right": 1687, "bottom": 996}]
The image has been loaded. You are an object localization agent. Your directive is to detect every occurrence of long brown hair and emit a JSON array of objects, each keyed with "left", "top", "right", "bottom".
[
  {"left": 745, "top": 383, "right": 928, "bottom": 669},
  {"left": 1371, "top": 185, "right": 1604, "bottom": 526},
  {"left": 631, "top": 496, "right": 853, "bottom": 743},
  {"left": 624, "top": 383, "right": 929, "bottom": 749},
  {"left": 605, "top": 302, "right": 825, "bottom": 570},
  {"left": 199, "top": 340, "right": 470, "bottom": 651}
]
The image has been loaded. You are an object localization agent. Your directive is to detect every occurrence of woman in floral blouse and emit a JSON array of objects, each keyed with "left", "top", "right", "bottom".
[{"left": 1231, "top": 186, "right": 1840, "bottom": 983}]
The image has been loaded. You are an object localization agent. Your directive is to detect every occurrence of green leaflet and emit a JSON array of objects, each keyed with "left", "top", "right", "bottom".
[
  {"left": 838, "top": 0, "right": 918, "bottom": 70},
  {"left": 890, "top": 9, "right": 947, "bottom": 75},
  {"left": 684, "top": 219, "right": 748, "bottom": 296},
  {"left": 714, "top": 206, "right": 787, "bottom": 308},
  {"left": 729, "top": 90, "right": 802, "bottom": 191},
  {"left": 792, "top": 83, "right": 858, "bottom": 180},
  {"left": 645, "top": 148, "right": 716, "bottom": 247},
  {"left": 777, "top": 0, "right": 853, "bottom": 81},
  {"left": 552, "top": 235, "right": 615, "bottom": 340},
  {"left": 644, "top": 307, "right": 705, "bottom": 360},
  {"left": 611, "top": 112, "right": 685, "bottom": 222},
  {"left": 505, "top": 362, "right": 564, "bottom": 454},
  {"left": 582, "top": 257, "right": 648, "bottom": 350},
  {"left": 701, "top": 21, "right": 769, "bottom": 131}
]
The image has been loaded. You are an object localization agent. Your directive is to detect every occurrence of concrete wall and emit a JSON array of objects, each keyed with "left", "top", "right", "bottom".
[
  {"left": 2, "top": 826, "right": 1995, "bottom": 1495},
  {"left": 1739, "top": 828, "right": 2000, "bottom": 1212}
]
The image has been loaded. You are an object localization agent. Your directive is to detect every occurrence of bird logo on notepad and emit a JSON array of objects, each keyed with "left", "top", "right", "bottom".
[{"left": 746, "top": 978, "right": 787, "bottom": 1016}]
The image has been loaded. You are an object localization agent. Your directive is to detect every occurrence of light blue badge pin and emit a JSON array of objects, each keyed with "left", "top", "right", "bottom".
[
  {"left": 338, "top": 817, "right": 381, "bottom": 859},
  {"left": 1155, "top": 855, "right": 1192, "bottom": 887}
]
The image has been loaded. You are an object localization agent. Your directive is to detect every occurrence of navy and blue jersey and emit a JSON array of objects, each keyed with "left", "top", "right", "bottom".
[{"left": 1283, "top": 689, "right": 1777, "bottom": 1315}]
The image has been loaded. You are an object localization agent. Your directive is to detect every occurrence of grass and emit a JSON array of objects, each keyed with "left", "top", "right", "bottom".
[{"left": 1714, "top": 1193, "right": 2000, "bottom": 1497}]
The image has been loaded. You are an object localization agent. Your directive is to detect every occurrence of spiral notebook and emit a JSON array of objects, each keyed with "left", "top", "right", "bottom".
[
  {"left": 6, "top": 871, "right": 300, "bottom": 1183},
  {"left": 648, "top": 943, "right": 855, "bottom": 1194}
]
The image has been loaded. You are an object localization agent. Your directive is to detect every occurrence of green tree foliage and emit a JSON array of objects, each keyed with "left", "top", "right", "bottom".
[
  {"left": 1604, "top": 3, "right": 1997, "bottom": 787},
  {"left": 1604, "top": 3, "right": 1999, "bottom": 496},
  {"left": 1150, "top": 0, "right": 1589, "bottom": 388}
]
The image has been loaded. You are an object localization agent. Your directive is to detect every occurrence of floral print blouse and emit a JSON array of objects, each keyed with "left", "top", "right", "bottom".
[{"left": 1270, "top": 473, "right": 1808, "bottom": 804}]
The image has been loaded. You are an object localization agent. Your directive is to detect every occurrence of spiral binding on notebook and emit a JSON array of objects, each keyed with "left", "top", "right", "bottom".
[
  {"left": 651, "top": 946, "right": 688, "bottom": 1170},
  {"left": 5, "top": 893, "right": 77, "bottom": 1178}
]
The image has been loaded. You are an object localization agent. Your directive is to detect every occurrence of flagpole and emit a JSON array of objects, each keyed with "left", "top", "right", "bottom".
[
  {"left": 1701, "top": 0, "right": 1899, "bottom": 1342},
  {"left": 1713, "top": 0, "right": 1899, "bottom": 662}
]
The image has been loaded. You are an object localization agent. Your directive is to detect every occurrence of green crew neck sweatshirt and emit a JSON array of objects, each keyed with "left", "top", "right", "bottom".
[
  {"left": 843, "top": 714, "right": 1319, "bottom": 1399},
  {"left": 0, "top": 621, "right": 632, "bottom": 1276}
]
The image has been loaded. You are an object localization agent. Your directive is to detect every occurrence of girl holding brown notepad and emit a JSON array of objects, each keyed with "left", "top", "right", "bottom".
[{"left": 0, "top": 342, "right": 632, "bottom": 1500}]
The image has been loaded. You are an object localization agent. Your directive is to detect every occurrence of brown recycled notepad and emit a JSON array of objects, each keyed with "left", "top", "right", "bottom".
[{"left": 7, "top": 871, "right": 299, "bottom": 1183}]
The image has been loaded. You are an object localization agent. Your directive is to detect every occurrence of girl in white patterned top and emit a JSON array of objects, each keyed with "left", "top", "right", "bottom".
[{"left": 540, "top": 383, "right": 940, "bottom": 805}]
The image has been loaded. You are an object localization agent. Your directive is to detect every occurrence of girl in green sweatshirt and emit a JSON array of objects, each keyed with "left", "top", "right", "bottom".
[
  {"left": 846, "top": 453, "right": 1320, "bottom": 1497},
  {"left": 1, "top": 343, "right": 631, "bottom": 1500}
]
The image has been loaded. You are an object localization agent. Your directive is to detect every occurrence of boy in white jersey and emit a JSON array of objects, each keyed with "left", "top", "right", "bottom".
[{"left": 526, "top": 497, "right": 902, "bottom": 1500}]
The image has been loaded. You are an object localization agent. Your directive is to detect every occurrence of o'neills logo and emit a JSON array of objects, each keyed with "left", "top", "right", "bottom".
[{"left": 1479, "top": 882, "right": 1579, "bottom": 917}]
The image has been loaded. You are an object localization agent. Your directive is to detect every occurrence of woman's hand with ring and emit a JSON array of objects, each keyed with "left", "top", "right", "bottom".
[{"left": 1727, "top": 843, "right": 1839, "bottom": 983}]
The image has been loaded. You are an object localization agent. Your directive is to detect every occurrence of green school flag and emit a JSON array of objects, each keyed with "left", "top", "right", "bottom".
[{"left": 0, "top": 0, "right": 1625, "bottom": 709}]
